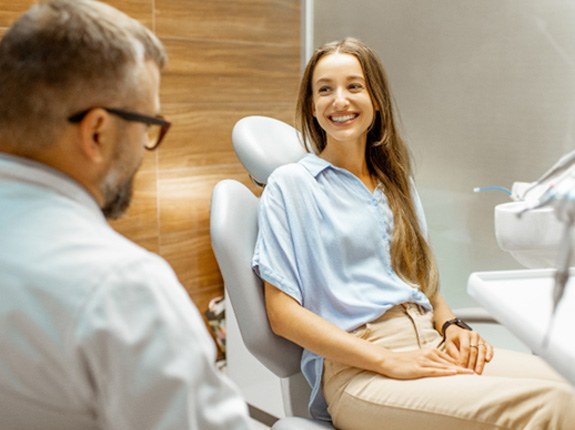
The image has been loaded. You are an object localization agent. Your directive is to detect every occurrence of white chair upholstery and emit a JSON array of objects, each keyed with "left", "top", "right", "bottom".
[
  {"left": 211, "top": 116, "right": 330, "bottom": 429},
  {"left": 210, "top": 115, "right": 497, "bottom": 429},
  {"left": 231, "top": 115, "right": 307, "bottom": 186},
  {"left": 210, "top": 180, "right": 330, "bottom": 429}
]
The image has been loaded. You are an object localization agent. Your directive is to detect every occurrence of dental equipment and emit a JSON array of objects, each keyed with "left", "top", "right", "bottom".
[
  {"left": 543, "top": 222, "right": 572, "bottom": 347},
  {"left": 517, "top": 153, "right": 575, "bottom": 347},
  {"left": 473, "top": 186, "right": 512, "bottom": 197},
  {"left": 520, "top": 147, "right": 575, "bottom": 201}
]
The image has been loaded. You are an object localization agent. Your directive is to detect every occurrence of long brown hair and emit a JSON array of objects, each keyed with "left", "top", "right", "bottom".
[{"left": 296, "top": 38, "right": 439, "bottom": 299}]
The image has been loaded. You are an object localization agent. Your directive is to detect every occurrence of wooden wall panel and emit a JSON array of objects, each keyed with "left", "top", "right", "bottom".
[
  {"left": 160, "top": 39, "right": 300, "bottom": 105},
  {"left": 104, "top": 0, "right": 153, "bottom": 26},
  {"left": 157, "top": 106, "right": 296, "bottom": 170},
  {"left": 1, "top": 0, "right": 301, "bottom": 330},
  {"left": 155, "top": 0, "right": 299, "bottom": 44},
  {"left": 154, "top": 0, "right": 301, "bottom": 323},
  {"left": 0, "top": 2, "right": 30, "bottom": 29}
]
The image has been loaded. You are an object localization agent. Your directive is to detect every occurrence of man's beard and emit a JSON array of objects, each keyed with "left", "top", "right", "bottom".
[
  {"left": 100, "top": 139, "right": 141, "bottom": 220},
  {"left": 101, "top": 172, "right": 135, "bottom": 220}
]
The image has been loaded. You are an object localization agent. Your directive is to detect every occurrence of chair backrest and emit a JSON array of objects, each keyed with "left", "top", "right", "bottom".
[
  {"left": 211, "top": 116, "right": 358, "bottom": 428},
  {"left": 232, "top": 115, "right": 307, "bottom": 185},
  {"left": 211, "top": 116, "right": 316, "bottom": 420},
  {"left": 210, "top": 179, "right": 303, "bottom": 378}
]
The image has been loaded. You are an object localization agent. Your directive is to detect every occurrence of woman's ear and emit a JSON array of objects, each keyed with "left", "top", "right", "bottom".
[{"left": 77, "top": 108, "right": 112, "bottom": 164}]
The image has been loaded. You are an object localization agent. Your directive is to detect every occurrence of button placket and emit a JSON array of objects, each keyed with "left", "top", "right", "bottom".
[{"left": 374, "top": 189, "right": 394, "bottom": 276}]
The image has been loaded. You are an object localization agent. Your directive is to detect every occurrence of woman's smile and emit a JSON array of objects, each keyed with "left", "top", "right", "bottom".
[{"left": 330, "top": 112, "right": 359, "bottom": 124}]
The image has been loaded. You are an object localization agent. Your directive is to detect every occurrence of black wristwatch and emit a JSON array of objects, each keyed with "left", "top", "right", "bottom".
[{"left": 439, "top": 318, "right": 472, "bottom": 345}]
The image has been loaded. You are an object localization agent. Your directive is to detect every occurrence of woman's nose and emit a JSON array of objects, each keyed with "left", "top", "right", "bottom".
[{"left": 333, "top": 88, "right": 349, "bottom": 110}]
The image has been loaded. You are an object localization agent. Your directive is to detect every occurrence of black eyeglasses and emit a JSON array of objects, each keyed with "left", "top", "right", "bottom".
[{"left": 68, "top": 107, "right": 171, "bottom": 150}]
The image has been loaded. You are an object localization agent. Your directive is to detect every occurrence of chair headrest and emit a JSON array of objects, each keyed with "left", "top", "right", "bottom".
[{"left": 232, "top": 116, "right": 308, "bottom": 186}]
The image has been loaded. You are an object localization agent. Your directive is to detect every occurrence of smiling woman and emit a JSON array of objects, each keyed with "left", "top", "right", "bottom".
[{"left": 252, "top": 37, "right": 575, "bottom": 430}]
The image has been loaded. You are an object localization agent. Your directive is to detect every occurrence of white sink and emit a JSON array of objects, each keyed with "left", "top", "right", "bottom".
[{"left": 494, "top": 201, "right": 572, "bottom": 268}]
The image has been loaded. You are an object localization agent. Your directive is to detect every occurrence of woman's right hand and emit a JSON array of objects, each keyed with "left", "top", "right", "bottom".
[
  {"left": 265, "top": 284, "right": 474, "bottom": 380},
  {"left": 379, "top": 347, "right": 474, "bottom": 380}
]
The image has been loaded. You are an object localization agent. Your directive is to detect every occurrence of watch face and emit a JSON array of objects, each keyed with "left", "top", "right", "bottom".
[{"left": 442, "top": 318, "right": 472, "bottom": 337}]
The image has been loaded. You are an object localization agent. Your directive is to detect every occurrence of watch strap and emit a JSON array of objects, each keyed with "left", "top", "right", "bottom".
[
  {"left": 441, "top": 318, "right": 472, "bottom": 336},
  {"left": 439, "top": 318, "right": 472, "bottom": 346}
]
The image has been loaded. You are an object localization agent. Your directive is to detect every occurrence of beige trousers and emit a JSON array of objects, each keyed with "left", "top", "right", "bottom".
[{"left": 323, "top": 304, "right": 575, "bottom": 430}]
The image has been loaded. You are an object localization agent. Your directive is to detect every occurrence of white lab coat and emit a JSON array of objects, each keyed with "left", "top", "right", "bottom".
[{"left": 0, "top": 154, "right": 250, "bottom": 430}]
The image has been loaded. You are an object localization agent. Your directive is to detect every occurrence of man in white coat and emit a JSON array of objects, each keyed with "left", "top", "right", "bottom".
[{"left": 0, "top": 1, "right": 250, "bottom": 429}]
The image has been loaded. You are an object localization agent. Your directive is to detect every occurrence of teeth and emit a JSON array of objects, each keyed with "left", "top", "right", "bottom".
[{"left": 331, "top": 114, "right": 355, "bottom": 123}]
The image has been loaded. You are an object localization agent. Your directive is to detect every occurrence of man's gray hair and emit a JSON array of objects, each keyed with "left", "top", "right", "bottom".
[{"left": 0, "top": 0, "right": 167, "bottom": 149}]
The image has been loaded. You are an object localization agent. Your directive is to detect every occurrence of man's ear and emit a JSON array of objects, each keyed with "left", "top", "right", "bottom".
[{"left": 77, "top": 108, "right": 112, "bottom": 164}]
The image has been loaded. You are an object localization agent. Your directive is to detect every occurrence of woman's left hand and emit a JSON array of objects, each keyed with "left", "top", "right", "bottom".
[{"left": 443, "top": 327, "right": 494, "bottom": 374}]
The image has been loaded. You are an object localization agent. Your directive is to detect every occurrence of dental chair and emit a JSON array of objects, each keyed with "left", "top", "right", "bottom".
[{"left": 210, "top": 116, "right": 496, "bottom": 430}]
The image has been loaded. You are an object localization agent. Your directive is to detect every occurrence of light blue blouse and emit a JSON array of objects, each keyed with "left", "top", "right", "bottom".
[{"left": 252, "top": 153, "right": 432, "bottom": 421}]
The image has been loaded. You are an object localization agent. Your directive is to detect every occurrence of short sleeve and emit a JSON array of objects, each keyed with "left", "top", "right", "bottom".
[{"left": 252, "top": 177, "right": 304, "bottom": 304}]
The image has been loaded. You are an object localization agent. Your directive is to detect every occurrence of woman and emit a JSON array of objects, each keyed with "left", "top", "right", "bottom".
[{"left": 252, "top": 38, "right": 575, "bottom": 429}]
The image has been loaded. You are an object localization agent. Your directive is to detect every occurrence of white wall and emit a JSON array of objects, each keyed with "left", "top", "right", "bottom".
[{"left": 312, "top": 0, "right": 575, "bottom": 309}]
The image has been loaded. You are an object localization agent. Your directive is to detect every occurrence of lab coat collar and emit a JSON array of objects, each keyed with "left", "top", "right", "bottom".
[{"left": 0, "top": 153, "right": 104, "bottom": 221}]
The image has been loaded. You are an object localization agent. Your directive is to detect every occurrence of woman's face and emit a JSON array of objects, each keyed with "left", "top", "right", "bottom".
[{"left": 311, "top": 52, "right": 375, "bottom": 149}]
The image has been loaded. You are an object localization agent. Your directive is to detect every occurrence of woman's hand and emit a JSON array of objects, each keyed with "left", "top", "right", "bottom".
[
  {"left": 379, "top": 347, "right": 474, "bottom": 380},
  {"left": 443, "top": 326, "right": 494, "bottom": 374}
]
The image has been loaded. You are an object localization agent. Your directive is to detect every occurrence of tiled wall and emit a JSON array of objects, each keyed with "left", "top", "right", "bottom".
[{"left": 1, "top": 1, "right": 301, "bottom": 323}]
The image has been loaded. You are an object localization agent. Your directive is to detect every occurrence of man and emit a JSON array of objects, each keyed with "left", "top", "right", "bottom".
[{"left": 0, "top": 1, "right": 250, "bottom": 429}]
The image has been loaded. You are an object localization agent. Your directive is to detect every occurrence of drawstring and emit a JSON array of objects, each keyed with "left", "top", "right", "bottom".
[{"left": 400, "top": 304, "right": 424, "bottom": 349}]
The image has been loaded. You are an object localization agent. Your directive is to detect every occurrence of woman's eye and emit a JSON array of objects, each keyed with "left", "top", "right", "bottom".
[
  {"left": 317, "top": 86, "right": 331, "bottom": 94},
  {"left": 349, "top": 83, "right": 364, "bottom": 91}
]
